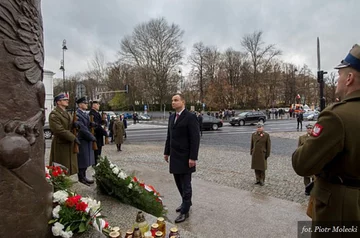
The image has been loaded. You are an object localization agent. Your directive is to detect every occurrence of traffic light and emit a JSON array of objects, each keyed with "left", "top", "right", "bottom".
[{"left": 125, "top": 84, "right": 129, "bottom": 93}]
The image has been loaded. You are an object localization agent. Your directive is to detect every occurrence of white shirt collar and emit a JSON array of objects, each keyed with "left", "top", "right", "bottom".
[{"left": 177, "top": 108, "right": 185, "bottom": 116}]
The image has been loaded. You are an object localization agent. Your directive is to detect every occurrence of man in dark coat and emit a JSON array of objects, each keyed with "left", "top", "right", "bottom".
[
  {"left": 89, "top": 101, "right": 107, "bottom": 164},
  {"left": 250, "top": 122, "right": 271, "bottom": 186},
  {"left": 49, "top": 93, "right": 80, "bottom": 175},
  {"left": 76, "top": 97, "right": 96, "bottom": 186},
  {"left": 164, "top": 94, "right": 200, "bottom": 223},
  {"left": 293, "top": 44, "right": 360, "bottom": 236}
]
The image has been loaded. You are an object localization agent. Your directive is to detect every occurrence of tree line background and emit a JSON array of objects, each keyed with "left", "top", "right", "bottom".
[{"left": 54, "top": 17, "right": 337, "bottom": 112}]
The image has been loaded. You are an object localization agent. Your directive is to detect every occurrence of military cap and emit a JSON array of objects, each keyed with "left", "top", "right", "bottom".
[
  {"left": 54, "top": 92, "right": 69, "bottom": 103},
  {"left": 76, "top": 97, "right": 88, "bottom": 104},
  {"left": 306, "top": 123, "right": 313, "bottom": 129},
  {"left": 90, "top": 100, "right": 99, "bottom": 104},
  {"left": 256, "top": 122, "right": 264, "bottom": 128},
  {"left": 335, "top": 44, "right": 360, "bottom": 72}
]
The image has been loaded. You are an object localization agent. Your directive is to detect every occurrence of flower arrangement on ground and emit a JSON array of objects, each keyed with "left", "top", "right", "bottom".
[
  {"left": 49, "top": 190, "right": 111, "bottom": 237},
  {"left": 46, "top": 165, "right": 74, "bottom": 192},
  {"left": 94, "top": 157, "right": 166, "bottom": 217}
]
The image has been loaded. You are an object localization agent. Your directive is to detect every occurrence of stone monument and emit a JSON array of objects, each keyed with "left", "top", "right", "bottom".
[{"left": 0, "top": 0, "right": 52, "bottom": 237}]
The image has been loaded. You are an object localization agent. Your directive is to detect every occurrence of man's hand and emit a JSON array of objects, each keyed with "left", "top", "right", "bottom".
[
  {"left": 189, "top": 159, "right": 196, "bottom": 168},
  {"left": 74, "top": 138, "right": 81, "bottom": 145},
  {"left": 164, "top": 155, "right": 169, "bottom": 163}
]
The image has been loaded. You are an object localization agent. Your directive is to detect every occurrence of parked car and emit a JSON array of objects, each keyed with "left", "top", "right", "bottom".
[
  {"left": 230, "top": 111, "right": 266, "bottom": 126},
  {"left": 303, "top": 111, "right": 320, "bottom": 121},
  {"left": 139, "top": 114, "right": 151, "bottom": 120},
  {"left": 44, "top": 122, "right": 52, "bottom": 139},
  {"left": 122, "top": 112, "right": 133, "bottom": 119},
  {"left": 201, "top": 115, "right": 223, "bottom": 130}
]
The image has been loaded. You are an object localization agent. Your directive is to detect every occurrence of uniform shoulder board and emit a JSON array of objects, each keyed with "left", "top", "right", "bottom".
[{"left": 329, "top": 101, "right": 346, "bottom": 110}]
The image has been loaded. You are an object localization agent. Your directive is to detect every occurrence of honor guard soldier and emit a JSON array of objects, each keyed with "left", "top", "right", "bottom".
[
  {"left": 250, "top": 122, "right": 271, "bottom": 186},
  {"left": 76, "top": 97, "right": 96, "bottom": 186},
  {"left": 49, "top": 93, "right": 80, "bottom": 175},
  {"left": 292, "top": 44, "right": 360, "bottom": 232},
  {"left": 297, "top": 123, "right": 314, "bottom": 195}
]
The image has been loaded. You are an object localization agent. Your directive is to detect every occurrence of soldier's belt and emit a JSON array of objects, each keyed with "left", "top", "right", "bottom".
[{"left": 319, "top": 175, "right": 360, "bottom": 188}]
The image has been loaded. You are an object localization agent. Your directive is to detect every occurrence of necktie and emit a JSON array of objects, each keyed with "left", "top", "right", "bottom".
[{"left": 175, "top": 113, "right": 179, "bottom": 123}]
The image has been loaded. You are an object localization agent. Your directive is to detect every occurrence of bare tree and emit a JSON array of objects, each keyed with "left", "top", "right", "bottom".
[
  {"left": 325, "top": 72, "right": 337, "bottom": 103},
  {"left": 119, "top": 17, "right": 184, "bottom": 106},
  {"left": 188, "top": 42, "right": 206, "bottom": 103},
  {"left": 241, "top": 31, "right": 281, "bottom": 106}
]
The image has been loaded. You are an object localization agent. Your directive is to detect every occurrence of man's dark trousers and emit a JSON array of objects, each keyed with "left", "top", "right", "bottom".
[
  {"left": 94, "top": 145, "right": 102, "bottom": 164},
  {"left": 173, "top": 173, "right": 192, "bottom": 214}
]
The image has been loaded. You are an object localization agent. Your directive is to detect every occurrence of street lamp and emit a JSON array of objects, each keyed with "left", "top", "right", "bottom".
[
  {"left": 60, "top": 39, "right": 68, "bottom": 92},
  {"left": 178, "top": 69, "right": 183, "bottom": 91}
]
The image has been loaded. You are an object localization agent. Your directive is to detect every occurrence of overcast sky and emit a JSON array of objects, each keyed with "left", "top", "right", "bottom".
[{"left": 41, "top": 0, "right": 359, "bottom": 79}]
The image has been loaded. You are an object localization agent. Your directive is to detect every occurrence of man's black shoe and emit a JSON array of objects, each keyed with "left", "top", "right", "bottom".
[
  {"left": 254, "top": 181, "right": 260, "bottom": 185},
  {"left": 79, "top": 179, "right": 90, "bottom": 187},
  {"left": 174, "top": 213, "right": 189, "bottom": 223},
  {"left": 175, "top": 206, "right": 182, "bottom": 213},
  {"left": 84, "top": 177, "right": 94, "bottom": 184},
  {"left": 305, "top": 191, "right": 310, "bottom": 196},
  {"left": 259, "top": 182, "right": 264, "bottom": 186}
]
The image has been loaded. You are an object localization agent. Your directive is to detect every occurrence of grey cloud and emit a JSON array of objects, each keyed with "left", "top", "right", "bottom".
[{"left": 41, "top": 0, "right": 360, "bottom": 78}]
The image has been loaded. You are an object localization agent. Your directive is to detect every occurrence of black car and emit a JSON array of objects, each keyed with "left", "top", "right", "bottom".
[
  {"left": 201, "top": 115, "right": 223, "bottom": 130},
  {"left": 44, "top": 122, "right": 53, "bottom": 139},
  {"left": 230, "top": 111, "right": 266, "bottom": 126}
]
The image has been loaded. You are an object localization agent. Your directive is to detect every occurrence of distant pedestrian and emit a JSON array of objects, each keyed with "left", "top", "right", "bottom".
[
  {"left": 250, "top": 122, "right": 271, "bottom": 186},
  {"left": 197, "top": 112, "right": 203, "bottom": 137},
  {"left": 122, "top": 114, "right": 128, "bottom": 138},
  {"left": 296, "top": 112, "right": 304, "bottom": 130}
]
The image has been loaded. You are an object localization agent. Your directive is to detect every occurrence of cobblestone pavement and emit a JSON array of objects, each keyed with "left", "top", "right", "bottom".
[{"left": 101, "top": 131, "right": 310, "bottom": 207}]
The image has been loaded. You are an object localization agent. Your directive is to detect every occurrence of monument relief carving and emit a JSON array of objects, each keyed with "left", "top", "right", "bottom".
[{"left": 0, "top": 0, "right": 52, "bottom": 237}]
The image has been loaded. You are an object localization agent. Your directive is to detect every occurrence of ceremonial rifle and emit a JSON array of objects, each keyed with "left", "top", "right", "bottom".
[
  {"left": 90, "top": 114, "right": 98, "bottom": 150},
  {"left": 317, "top": 37, "right": 327, "bottom": 111},
  {"left": 72, "top": 97, "right": 79, "bottom": 153}
]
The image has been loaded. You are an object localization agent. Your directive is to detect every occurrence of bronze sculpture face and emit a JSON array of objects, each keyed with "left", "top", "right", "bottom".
[{"left": 0, "top": 0, "right": 52, "bottom": 237}]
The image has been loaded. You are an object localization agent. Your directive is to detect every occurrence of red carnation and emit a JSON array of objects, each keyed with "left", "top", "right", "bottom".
[
  {"left": 76, "top": 201, "right": 88, "bottom": 212},
  {"left": 52, "top": 171, "right": 59, "bottom": 177}
]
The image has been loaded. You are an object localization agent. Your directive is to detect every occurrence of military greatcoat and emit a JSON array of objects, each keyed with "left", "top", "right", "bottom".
[
  {"left": 292, "top": 90, "right": 360, "bottom": 227},
  {"left": 113, "top": 120, "right": 125, "bottom": 144},
  {"left": 76, "top": 109, "right": 96, "bottom": 169},
  {"left": 49, "top": 107, "right": 78, "bottom": 175},
  {"left": 298, "top": 134, "right": 311, "bottom": 147},
  {"left": 250, "top": 132, "right": 271, "bottom": 171}
]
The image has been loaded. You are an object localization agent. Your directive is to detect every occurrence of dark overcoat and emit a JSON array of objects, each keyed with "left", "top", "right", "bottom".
[
  {"left": 164, "top": 109, "right": 200, "bottom": 174},
  {"left": 89, "top": 109, "right": 107, "bottom": 148},
  {"left": 76, "top": 109, "right": 96, "bottom": 169},
  {"left": 49, "top": 107, "right": 78, "bottom": 175},
  {"left": 292, "top": 90, "right": 360, "bottom": 229},
  {"left": 250, "top": 132, "right": 271, "bottom": 171}
]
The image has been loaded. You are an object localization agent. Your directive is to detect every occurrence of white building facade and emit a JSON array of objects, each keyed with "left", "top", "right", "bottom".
[{"left": 43, "top": 70, "right": 55, "bottom": 123}]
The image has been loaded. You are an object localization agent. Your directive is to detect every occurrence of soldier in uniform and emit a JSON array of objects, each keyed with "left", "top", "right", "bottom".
[
  {"left": 297, "top": 123, "right": 314, "bottom": 195},
  {"left": 113, "top": 115, "right": 125, "bottom": 151},
  {"left": 76, "top": 97, "right": 96, "bottom": 186},
  {"left": 89, "top": 100, "right": 108, "bottom": 164},
  {"left": 292, "top": 44, "right": 360, "bottom": 232},
  {"left": 49, "top": 93, "right": 80, "bottom": 175},
  {"left": 250, "top": 122, "right": 271, "bottom": 186}
]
